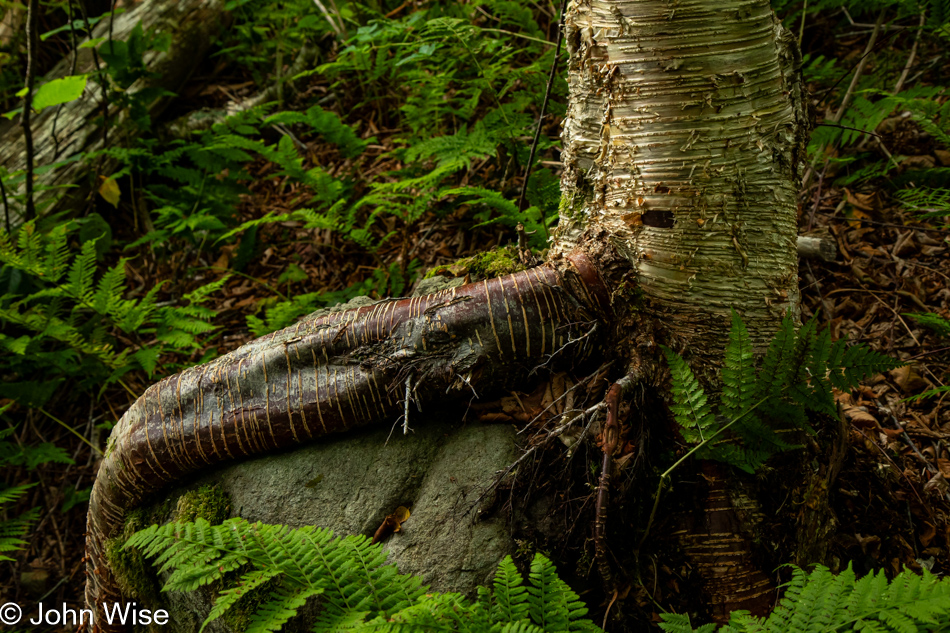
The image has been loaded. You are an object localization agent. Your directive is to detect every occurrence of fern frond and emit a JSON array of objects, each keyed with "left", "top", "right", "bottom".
[
  {"left": 492, "top": 555, "right": 529, "bottom": 624},
  {"left": 662, "top": 346, "right": 716, "bottom": 443},
  {"left": 92, "top": 260, "right": 128, "bottom": 317},
  {"left": 65, "top": 239, "right": 99, "bottom": 303},
  {"left": 906, "top": 312, "right": 950, "bottom": 338},
  {"left": 527, "top": 554, "right": 572, "bottom": 632},
  {"left": 721, "top": 309, "right": 756, "bottom": 419},
  {"left": 247, "top": 585, "right": 322, "bottom": 633},
  {"left": 201, "top": 569, "right": 282, "bottom": 633},
  {"left": 831, "top": 344, "right": 903, "bottom": 391},
  {"left": 0, "top": 483, "right": 38, "bottom": 561},
  {"left": 658, "top": 613, "right": 717, "bottom": 633},
  {"left": 754, "top": 313, "right": 797, "bottom": 402},
  {"left": 127, "top": 519, "right": 603, "bottom": 633}
]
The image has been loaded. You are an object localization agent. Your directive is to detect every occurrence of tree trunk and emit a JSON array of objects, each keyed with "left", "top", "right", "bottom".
[
  {"left": 0, "top": 0, "right": 227, "bottom": 225},
  {"left": 84, "top": 0, "right": 814, "bottom": 629},
  {"left": 554, "top": 0, "right": 806, "bottom": 360}
]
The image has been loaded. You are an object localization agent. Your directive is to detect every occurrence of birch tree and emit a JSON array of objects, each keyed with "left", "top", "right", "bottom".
[{"left": 85, "top": 0, "right": 812, "bottom": 628}]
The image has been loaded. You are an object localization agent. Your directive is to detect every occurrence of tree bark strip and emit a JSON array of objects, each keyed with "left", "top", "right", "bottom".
[{"left": 85, "top": 257, "right": 608, "bottom": 632}]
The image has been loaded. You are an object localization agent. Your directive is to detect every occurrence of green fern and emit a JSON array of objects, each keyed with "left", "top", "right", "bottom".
[
  {"left": 124, "top": 517, "right": 603, "bottom": 633},
  {"left": 0, "top": 483, "right": 38, "bottom": 562},
  {"left": 659, "top": 564, "right": 950, "bottom": 632},
  {"left": 0, "top": 422, "right": 73, "bottom": 561},
  {"left": 905, "top": 312, "right": 950, "bottom": 338},
  {"left": 896, "top": 187, "right": 950, "bottom": 220},
  {"left": 664, "top": 314, "right": 902, "bottom": 473},
  {"left": 0, "top": 220, "right": 227, "bottom": 404},
  {"left": 662, "top": 346, "right": 717, "bottom": 444}
]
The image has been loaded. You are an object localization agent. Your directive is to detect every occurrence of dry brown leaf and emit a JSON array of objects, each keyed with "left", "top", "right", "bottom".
[
  {"left": 372, "top": 506, "right": 411, "bottom": 544},
  {"left": 844, "top": 406, "right": 878, "bottom": 428},
  {"left": 846, "top": 188, "right": 882, "bottom": 214},
  {"left": 924, "top": 472, "right": 949, "bottom": 496},
  {"left": 900, "top": 155, "right": 936, "bottom": 170},
  {"left": 889, "top": 365, "right": 931, "bottom": 394}
]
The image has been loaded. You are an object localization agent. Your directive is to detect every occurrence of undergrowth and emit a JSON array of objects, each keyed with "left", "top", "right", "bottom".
[{"left": 126, "top": 517, "right": 603, "bottom": 633}]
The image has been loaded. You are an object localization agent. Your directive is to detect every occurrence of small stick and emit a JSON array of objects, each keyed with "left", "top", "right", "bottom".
[{"left": 517, "top": 0, "right": 568, "bottom": 238}]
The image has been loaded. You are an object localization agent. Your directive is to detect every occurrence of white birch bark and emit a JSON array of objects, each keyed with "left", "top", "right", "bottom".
[{"left": 555, "top": 0, "right": 807, "bottom": 358}]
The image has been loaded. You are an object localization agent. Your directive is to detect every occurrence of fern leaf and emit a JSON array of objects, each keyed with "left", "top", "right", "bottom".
[
  {"left": 92, "top": 260, "right": 127, "bottom": 316},
  {"left": 247, "top": 585, "right": 322, "bottom": 633},
  {"left": 662, "top": 347, "right": 716, "bottom": 443},
  {"left": 658, "top": 613, "right": 717, "bottom": 633},
  {"left": 200, "top": 568, "right": 282, "bottom": 633},
  {"left": 127, "top": 518, "right": 603, "bottom": 633},
  {"left": 905, "top": 312, "right": 950, "bottom": 338},
  {"left": 721, "top": 309, "right": 757, "bottom": 419},
  {"left": 493, "top": 555, "right": 529, "bottom": 624},
  {"left": 65, "top": 239, "right": 99, "bottom": 303},
  {"left": 754, "top": 313, "right": 797, "bottom": 401},
  {"left": 527, "top": 554, "right": 572, "bottom": 632},
  {"left": 832, "top": 344, "right": 903, "bottom": 391}
]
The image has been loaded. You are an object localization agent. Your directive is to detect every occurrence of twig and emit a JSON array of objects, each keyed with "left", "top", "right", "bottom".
[
  {"left": 814, "top": 122, "right": 882, "bottom": 139},
  {"left": 0, "top": 171, "right": 10, "bottom": 233},
  {"left": 594, "top": 378, "right": 626, "bottom": 587},
  {"left": 638, "top": 397, "right": 769, "bottom": 551},
  {"left": 894, "top": 12, "right": 926, "bottom": 94},
  {"left": 879, "top": 403, "right": 950, "bottom": 503},
  {"left": 38, "top": 408, "right": 103, "bottom": 457},
  {"left": 868, "top": 293, "right": 919, "bottom": 347},
  {"left": 22, "top": 0, "right": 39, "bottom": 221},
  {"left": 52, "top": 0, "right": 82, "bottom": 157},
  {"left": 798, "top": 0, "right": 807, "bottom": 46},
  {"left": 403, "top": 376, "right": 413, "bottom": 434},
  {"left": 517, "top": 0, "right": 568, "bottom": 239},
  {"left": 312, "top": 0, "right": 345, "bottom": 39}
]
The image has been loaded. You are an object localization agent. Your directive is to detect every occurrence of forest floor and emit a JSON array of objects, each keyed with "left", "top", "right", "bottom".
[{"left": 2, "top": 3, "right": 949, "bottom": 630}]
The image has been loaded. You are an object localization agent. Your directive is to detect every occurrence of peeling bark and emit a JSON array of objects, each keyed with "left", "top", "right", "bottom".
[
  {"left": 554, "top": 0, "right": 807, "bottom": 361},
  {"left": 85, "top": 258, "right": 608, "bottom": 632}
]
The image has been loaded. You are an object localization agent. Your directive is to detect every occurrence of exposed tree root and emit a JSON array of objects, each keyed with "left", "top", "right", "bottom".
[{"left": 85, "top": 253, "right": 609, "bottom": 631}]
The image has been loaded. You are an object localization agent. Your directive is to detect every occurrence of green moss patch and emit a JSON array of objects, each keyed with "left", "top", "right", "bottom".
[
  {"left": 175, "top": 484, "right": 231, "bottom": 525},
  {"left": 424, "top": 245, "right": 526, "bottom": 281},
  {"left": 105, "top": 508, "right": 164, "bottom": 605}
]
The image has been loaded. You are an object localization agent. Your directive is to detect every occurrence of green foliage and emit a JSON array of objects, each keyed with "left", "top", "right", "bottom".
[
  {"left": 0, "top": 482, "right": 37, "bottom": 562},
  {"left": 125, "top": 517, "right": 603, "bottom": 633},
  {"left": 906, "top": 312, "right": 950, "bottom": 338},
  {"left": 31, "top": 74, "right": 88, "bottom": 112},
  {"left": 0, "top": 220, "right": 226, "bottom": 406},
  {"left": 94, "top": 21, "right": 173, "bottom": 128},
  {"left": 659, "top": 563, "right": 950, "bottom": 632},
  {"left": 663, "top": 312, "right": 901, "bottom": 473},
  {"left": 0, "top": 422, "right": 73, "bottom": 561},
  {"left": 895, "top": 188, "right": 950, "bottom": 220}
]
